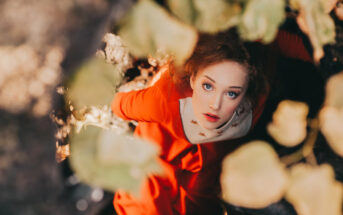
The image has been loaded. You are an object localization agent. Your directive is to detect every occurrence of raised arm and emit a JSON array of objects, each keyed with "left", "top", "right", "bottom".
[{"left": 111, "top": 67, "right": 173, "bottom": 123}]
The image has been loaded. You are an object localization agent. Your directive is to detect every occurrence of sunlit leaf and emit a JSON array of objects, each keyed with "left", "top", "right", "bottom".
[
  {"left": 168, "top": 0, "right": 242, "bottom": 33},
  {"left": 237, "top": 0, "right": 285, "bottom": 43},
  {"left": 290, "top": 0, "right": 336, "bottom": 62},
  {"left": 193, "top": 0, "right": 242, "bottom": 33},
  {"left": 118, "top": 0, "right": 198, "bottom": 66},
  {"left": 320, "top": 0, "right": 338, "bottom": 13},
  {"left": 285, "top": 164, "right": 343, "bottom": 215},
  {"left": 69, "top": 126, "right": 162, "bottom": 195},
  {"left": 267, "top": 100, "right": 309, "bottom": 147},
  {"left": 324, "top": 71, "right": 343, "bottom": 109},
  {"left": 319, "top": 106, "right": 343, "bottom": 157},
  {"left": 66, "top": 58, "right": 123, "bottom": 109},
  {"left": 336, "top": 4, "right": 343, "bottom": 20},
  {"left": 221, "top": 141, "right": 288, "bottom": 208},
  {"left": 166, "top": 0, "right": 195, "bottom": 25}
]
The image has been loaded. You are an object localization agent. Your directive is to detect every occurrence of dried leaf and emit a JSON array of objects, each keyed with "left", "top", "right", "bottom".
[
  {"left": 69, "top": 126, "right": 162, "bottom": 195},
  {"left": 66, "top": 58, "right": 123, "bottom": 109},
  {"left": 319, "top": 106, "right": 343, "bottom": 157},
  {"left": 285, "top": 164, "right": 343, "bottom": 215},
  {"left": 237, "top": 0, "right": 286, "bottom": 43},
  {"left": 324, "top": 71, "right": 343, "bottom": 109},
  {"left": 267, "top": 100, "right": 309, "bottom": 147},
  {"left": 118, "top": 0, "right": 198, "bottom": 66},
  {"left": 221, "top": 141, "right": 288, "bottom": 208},
  {"left": 290, "top": 0, "right": 336, "bottom": 62},
  {"left": 102, "top": 33, "right": 133, "bottom": 71}
]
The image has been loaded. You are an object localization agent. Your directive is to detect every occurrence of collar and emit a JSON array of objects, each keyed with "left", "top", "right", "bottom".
[{"left": 179, "top": 97, "right": 252, "bottom": 144}]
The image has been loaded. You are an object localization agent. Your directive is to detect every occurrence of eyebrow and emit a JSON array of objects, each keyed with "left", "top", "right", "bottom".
[{"left": 204, "top": 75, "right": 244, "bottom": 90}]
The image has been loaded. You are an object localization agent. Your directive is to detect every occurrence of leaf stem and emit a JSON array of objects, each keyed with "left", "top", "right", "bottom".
[{"left": 280, "top": 118, "right": 319, "bottom": 166}]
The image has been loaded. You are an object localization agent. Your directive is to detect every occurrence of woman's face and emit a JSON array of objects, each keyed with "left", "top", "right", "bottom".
[{"left": 190, "top": 60, "right": 248, "bottom": 130}]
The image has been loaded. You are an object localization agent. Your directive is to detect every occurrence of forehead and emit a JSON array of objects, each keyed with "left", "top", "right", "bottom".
[{"left": 196, "top": 61, "right": 248, "bottom": 86}]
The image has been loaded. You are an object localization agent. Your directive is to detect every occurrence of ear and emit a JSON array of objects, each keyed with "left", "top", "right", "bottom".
[{"left": 190, "top": 74, "right": 195, "bottom": 90}]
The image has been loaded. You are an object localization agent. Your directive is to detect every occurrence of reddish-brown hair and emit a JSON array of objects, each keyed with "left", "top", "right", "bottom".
[{"left": 174, "top": 29, "right": 269, "bottom": 107}]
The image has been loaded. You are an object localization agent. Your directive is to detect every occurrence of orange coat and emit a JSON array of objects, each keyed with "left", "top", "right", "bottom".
[{"left": 111, "top": 65, "right": 266, "bottom": 215}]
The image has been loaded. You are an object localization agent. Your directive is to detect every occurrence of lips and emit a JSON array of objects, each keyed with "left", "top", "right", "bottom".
[{"left": 203, "top": 113, "right": 220, "bottom": 122}]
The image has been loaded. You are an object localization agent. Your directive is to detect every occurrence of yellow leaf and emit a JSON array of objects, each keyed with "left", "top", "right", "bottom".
[
  {"left": 267, "top": 100, "right": 309, "bottom": 147},
  {"left": 286, "top": 164, "right": 343, "bottom": 215},
  {"left": 324, "top": 71, "right": 343, "bottom": 109},
  {"left": 119, "top": 0, "right": 198, "bottom": 66},
  {"left": 319, "top": 106, "right": 343, "bottom": 157},
  {"left": 221, "top": 141, "right": 288, "bottom": 208}
]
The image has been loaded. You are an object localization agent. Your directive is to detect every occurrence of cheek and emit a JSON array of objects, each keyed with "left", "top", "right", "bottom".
[
  {"left": 193, "top": 88, "right": 208, "bottom": 104},
  {"left": 222, "top": 101, "right": 241, "bottom": 118}
]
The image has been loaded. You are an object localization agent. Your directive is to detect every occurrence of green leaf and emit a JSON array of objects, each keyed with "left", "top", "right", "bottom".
[
  {"left": 66, "top": 58, "right": 123, "bottom": 109},
  {"left": 118, "top": 0, "right": 198, "bottom": 66},
  {"left": 69, "top": 126, "right": 162, "bottom": 195},
  {"left": 166, "top": 0, "right": 196, "bottom": 25},
  {"left": 237, "top": 0, "right": 285, "bottom": 43},
  {"left": 285, "top": 164, "right": 343, "bottom": 215},
  {"left": 167, "top": 0, "right": 242, "bottom": 33},
  {"left": 290, "top": 0, "right": 336, "bottom": 62}
]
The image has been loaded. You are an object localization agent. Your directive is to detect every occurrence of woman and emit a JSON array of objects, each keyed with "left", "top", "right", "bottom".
[{"left": 111, "top": 30, "right": 268, "bottom": 215}]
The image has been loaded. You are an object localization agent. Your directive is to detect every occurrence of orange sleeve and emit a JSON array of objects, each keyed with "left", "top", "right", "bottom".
[
  {"left": 111, "top": 85, "right": 168, "bottom": 122},
  {"left": 111, "top": 68, "right": 173, "bottom": 123}
]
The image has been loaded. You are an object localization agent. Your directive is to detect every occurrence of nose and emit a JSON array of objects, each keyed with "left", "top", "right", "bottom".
[{"left": 209, "top": 93, "right": 222, "bottom": 111}]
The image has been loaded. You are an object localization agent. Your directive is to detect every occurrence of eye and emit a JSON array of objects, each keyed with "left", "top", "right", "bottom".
[
  {"left": 202, "top": 83, "right": 213, "bottom": 91},
  {"left": 226, "top": 91, "right": 239, "bottom": 99}
]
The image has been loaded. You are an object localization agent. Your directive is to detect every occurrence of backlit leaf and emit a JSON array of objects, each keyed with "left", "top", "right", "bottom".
[
  {"left": 118, "top": 0, "right": 198, "bottom": 66},
  {"left": 324, "top": 71, "right": 343, "bottom": 109},
  {"left": 319, "top": 106, "right": 343, "bottom": 157},
  {"left": 167, "top": 0, "right": 241, "bottom": 33},
  {"left": 69, "top": 126, "right": 162, "bottom": 195},
  {"left": 221, "top": 141, "right": 288, "bottom": 208},
  {"left": 286, "top": 164, "right": 343, "bottom": 215},
  {"left": 166, "top": 0, "right": 195, "bottom": 25},
  {"left": 267, "top": 100, "right": 309, "bottom": 147},
  {"left": 237, "top": 0, "right": 285, "bottom": 43},
  {"left": 66, "top": 58, "right": 123, "bottom": 109},
  {"left": 290, "top": 0, "right": 336, "bottom": 62}
]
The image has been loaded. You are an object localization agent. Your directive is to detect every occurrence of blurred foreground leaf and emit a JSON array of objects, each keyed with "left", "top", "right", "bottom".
[
  {"left": 69, "top": 126, "right": 162, "bottom": 195},
  {"left": 324, "top": 71, "right": 343, "bottom": 109},
  {"left": 319, "top": 106, "right": 343, "bottom": 157},
  {"left": 285, "top": 164, "right": 343, "bottom": 215},
  {"left": 236, "top": 0, "right": 285, "bottom": 43},
  {"left": 267, "top": 100, "right": 309, "bottom": 147},
  {"left": 66, "top": 58, "right": 123, "bottom": 109},
  {"left": 118, "top": 0, "right": 198, "bottom": 66},
  {"left": 221, "top": 141, "right": 288, "bottom": 208},
  {"left": 167, "top": 0, "right": 241, "bottom": 33},
  {"left": 319, "top": 72, "right": 343, "bottom": 157},
  {"left": 290, "top": 0, "right": 335, "bottom": 62}
]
